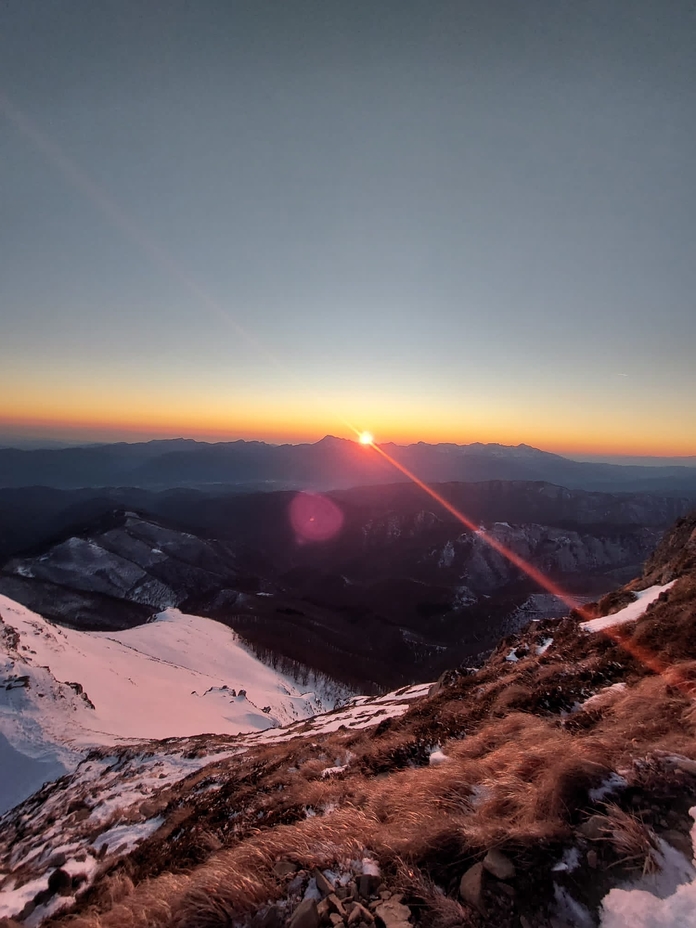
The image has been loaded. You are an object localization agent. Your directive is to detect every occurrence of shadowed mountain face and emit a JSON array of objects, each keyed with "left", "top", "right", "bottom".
[
  {"left": 0, "top": 481, "right": 690, "bottom": 691},
  {"left": 1, "top": 437, "right": 696, "bottom": 494}
]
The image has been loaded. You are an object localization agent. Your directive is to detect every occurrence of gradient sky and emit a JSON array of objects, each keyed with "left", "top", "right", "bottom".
[{"left": 1, "top": 0, "right": 695, "bottom": 456}]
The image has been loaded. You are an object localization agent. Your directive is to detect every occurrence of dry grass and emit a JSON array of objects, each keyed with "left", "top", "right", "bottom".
[
  {"left": 624, "top": 575, "right": 696, "bottom": 665},
  {"left": 592, "top": 674, "right": 696, "bottom": 757},
  {"left": 61, "top": 676, "right": 696, "bottom": 928},
  {"left": 601, "top": 804, "right": 660, "bottom": 875},
  {"left": 392, "top": 860, "right": 476, "bottom": 928},
  {"left": 89, "top": 872, "right": 135, "bottom": 910},
  {"left": 61, "top": 713, "right": 617, "bottom": 928}
]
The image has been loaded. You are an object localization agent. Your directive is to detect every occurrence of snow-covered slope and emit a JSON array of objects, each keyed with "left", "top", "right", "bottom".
[{"left": 0, "top": 596, "right": 341, "bottom": 814}]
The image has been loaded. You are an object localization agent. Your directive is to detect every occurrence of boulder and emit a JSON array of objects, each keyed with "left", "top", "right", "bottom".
[{"left": 47, "top": 868, "right": 73, "bottom": 897}]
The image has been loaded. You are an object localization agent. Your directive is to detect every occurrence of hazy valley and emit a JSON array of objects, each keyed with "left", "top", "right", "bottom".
[{"left": 1, "top": 460, "right": 693, "bottom": 691}]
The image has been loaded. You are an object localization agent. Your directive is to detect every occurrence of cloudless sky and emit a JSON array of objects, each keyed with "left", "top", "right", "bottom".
[{"left": 1, "top": 0, "right": 695, "bottom": 455}]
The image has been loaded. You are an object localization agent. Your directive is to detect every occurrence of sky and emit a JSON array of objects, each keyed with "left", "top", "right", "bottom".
[{"left": 1, "top": 0, "right": 695, "bottom": 457}]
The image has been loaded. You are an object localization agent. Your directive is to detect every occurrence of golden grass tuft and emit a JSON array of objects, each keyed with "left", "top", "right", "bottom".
[
  {"left": 601, "top": 804, "right": 660, "bottom": 875},
  {"left": 393, "top": 859, "right": 476, "bottom": 928},
  {"left": 89, "top": 871, "right": 136, "bottom": 909}
]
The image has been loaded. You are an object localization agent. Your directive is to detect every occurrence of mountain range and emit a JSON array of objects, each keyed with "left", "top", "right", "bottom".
[
  {"left": 1, "top": 437, "right": 696, "bottom": 495},
  {"left": 1, "top": 480, "right": 692, "bottom": 692}
]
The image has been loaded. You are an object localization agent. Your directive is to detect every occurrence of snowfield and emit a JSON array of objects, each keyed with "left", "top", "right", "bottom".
[{"left": 0, "top": 596, "right": 342, "bottom": 814}]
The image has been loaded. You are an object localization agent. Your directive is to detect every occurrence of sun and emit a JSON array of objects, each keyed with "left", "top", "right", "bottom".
[{"left": 358, "top": 431, "right": 374, "bottom": 445}]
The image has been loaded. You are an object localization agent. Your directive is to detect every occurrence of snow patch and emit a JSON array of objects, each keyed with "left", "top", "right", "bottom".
[
  {"left": 599, "top": 805, "right": 696, "bottom": 928},
  {"left": 92, "top": 817, "right": 165, "bottom": 856},
  {"left": 578, "top": 682, "right": 627, "bottom": 713},
  {"left": 553, "top": 847, "right": 581, "bottom": 872},
  {"left": 0, "top": 595, "right": 340, "bottom": 814},
  {"left": 581, "top": 582, "right": 677, "bottom": 633},
  {"left": 589, "top": 771, "right": 628, "bottom": 803}
]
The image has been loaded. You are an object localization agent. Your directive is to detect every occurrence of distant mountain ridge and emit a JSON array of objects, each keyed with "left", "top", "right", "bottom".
[
  {"left": 1, "top": 481, "right": 691, "bottom": 691},
  {"left": 1, "top": 436, "right": 695, "bottom": 495}
]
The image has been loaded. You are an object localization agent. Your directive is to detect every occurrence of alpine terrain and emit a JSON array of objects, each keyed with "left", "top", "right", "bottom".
[{"left": 0, "top": 508, "right": 695, "bottom": 928}]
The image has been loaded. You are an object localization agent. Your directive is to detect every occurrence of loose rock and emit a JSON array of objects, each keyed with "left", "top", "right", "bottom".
[
  {"left": 348, "top": 902, "right": 374, "bottom": 924},
  {"left": 45, "top": 852, "right": 67, "bottom": 869},
  {"left": 483, "top": 849, "right": 516, "bottom": 881},
  {"left": 374, "top": 897, "right": 412, "bottom": 927},
  {"left": 578, "top": 815, "right": 607, "bottom": 841},
  {"left": 273, "top": 860, "right": 300, "bottom": 878},
  {"left": 289, "top": 898, "right": 320, "bottom": 928},
  {"left": 328, "top": 894, "right": 347, "bottom": 918},
  {"left": 313, "top": 868, "right": 335, "bottom": 897},
  {"left": 359, "top": 859, "right": 382, "bottom": 898},
  {"left": 459, "top": 862, "right": 485, "bottom": 913},
  {"left": 250, "top": 906, "right": 283, "bottom": 928}
]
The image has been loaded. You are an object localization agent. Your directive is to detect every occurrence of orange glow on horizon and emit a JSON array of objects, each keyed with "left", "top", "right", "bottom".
[
  {"left": 1, "top": 409, "right": 694, "bottom": 458},
  {"left": 1, "top": 93, "right": 693, "bottom": 461}
]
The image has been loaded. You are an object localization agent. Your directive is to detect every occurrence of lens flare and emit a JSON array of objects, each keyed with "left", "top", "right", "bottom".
[
  {"left": 289, "top": 492, "right": 344, "bottom": 543},
  {"left": 367, "top": 441, "right": 687, "bottom": 689}
]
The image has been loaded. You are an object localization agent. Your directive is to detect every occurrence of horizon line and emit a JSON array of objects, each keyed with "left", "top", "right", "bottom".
[{"left": 1, "top": 432, "right": 695, "bottom": 465}]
